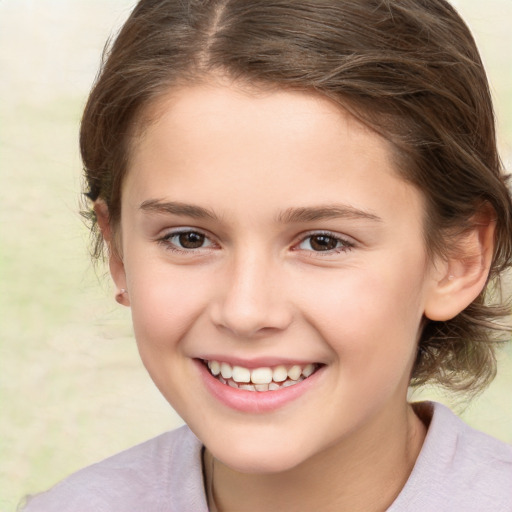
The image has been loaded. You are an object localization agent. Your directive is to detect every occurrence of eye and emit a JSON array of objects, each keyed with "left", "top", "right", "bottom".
[
  {"left": 297, "top": 233, "right": 353, "bottom": 253},
  {"left": 159, "top": 229, "right": 215, "bottom": 251}
]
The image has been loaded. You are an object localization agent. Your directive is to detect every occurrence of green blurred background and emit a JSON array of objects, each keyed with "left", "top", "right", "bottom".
[{"left": 1, "top": 1, "right": 511, "bottom": 510}]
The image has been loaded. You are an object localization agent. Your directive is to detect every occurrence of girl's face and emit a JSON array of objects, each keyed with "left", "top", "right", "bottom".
[{"left": 114, "top": 81, "right": 438, "bottom": 473}]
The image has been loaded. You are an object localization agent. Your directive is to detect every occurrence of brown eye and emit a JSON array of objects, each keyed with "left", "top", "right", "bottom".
[
  {"left": 159, "top": 230, "right": 214, "bottom": 253},
  {"left": 297, "top": 233, "right": 353, "bottom": 253},
  {"left": 308, "top": 235, "right": 339, "bottom": 251},
  {"left": 178, "top": 231, "right": 206, "bottom": 249}
]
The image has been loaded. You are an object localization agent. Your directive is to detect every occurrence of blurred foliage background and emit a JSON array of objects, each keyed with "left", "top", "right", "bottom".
[{"left": 1, "top": 1, "right": 511, "bottom": 510}]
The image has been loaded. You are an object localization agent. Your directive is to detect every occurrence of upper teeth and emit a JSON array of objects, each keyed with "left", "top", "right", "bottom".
[{"left": 207, "top": 360, "right": 316, "bottom": 384}]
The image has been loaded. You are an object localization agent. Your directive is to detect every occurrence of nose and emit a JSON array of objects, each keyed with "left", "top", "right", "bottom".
[{"left": 210, "top": 251, "right": 293, "bottom": 339}]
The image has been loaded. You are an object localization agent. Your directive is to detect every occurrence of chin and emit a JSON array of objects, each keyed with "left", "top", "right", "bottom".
[{"left": 207, "top": 434, "right": 314, "bottom": 475}]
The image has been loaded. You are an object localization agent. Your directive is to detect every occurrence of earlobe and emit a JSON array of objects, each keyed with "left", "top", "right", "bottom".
[
  {"left": 115, "top": 288, "right": 130, "bottom": 306},
  {"left": 424, "top": 214, "right": 495, "bottom": 321},
  {"left": 110, "top": 254, "right": 130, "bottom": 307},
  {"left": 94, "top": 200, "right": 130, "bottom": 308}
]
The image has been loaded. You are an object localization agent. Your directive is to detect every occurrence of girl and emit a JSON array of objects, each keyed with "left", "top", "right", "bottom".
[{"left": 23, "top": 0, "right": 512, "bottom": 510}]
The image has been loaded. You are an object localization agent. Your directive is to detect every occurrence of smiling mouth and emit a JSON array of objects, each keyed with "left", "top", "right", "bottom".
[{"left": 202, "top": 360, "right": 322, "bottom": 392}]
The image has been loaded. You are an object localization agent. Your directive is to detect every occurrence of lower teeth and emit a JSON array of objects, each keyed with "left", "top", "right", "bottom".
[{"left": 217, "top": 375, "right": 305, "bottom": 392}]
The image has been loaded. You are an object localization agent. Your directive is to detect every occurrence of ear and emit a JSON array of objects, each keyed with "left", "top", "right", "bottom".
[
  {"left": 94, "top": 200, "right": 130, "bottom": 307},
  {"left": 424, "top": 212, "right": 495, "bottom": 321}
]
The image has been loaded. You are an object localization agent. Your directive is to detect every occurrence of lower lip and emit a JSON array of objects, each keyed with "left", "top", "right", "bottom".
[{"left": 195, "top": 360, "right": 324, "bottom": 413}]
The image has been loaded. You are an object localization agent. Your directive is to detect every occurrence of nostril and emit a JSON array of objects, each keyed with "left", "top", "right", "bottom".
[{"left": 210, "top": 298, "right": 294, "bottom": 338}]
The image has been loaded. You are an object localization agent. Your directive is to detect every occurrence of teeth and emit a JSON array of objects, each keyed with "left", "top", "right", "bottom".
[
  {"left": 251, "top": 367, "right": 273, "bottom": 384},
  {"left": 302, "top": 363, "right": 315, "bottom": 377},
  {"left": 208, "top": 360, "right": 221, "bottom": 376},
  {"left": 205, "top": 360, "right": 319, "bottom": 391},
  {"left": 220, "top": 362, "right": 232, "bottom": 379},
  {"left": 283, "top": 376, "right": 305, "bottom": 387},
  {"left": 232, "top": 366, "right": 251, "bottom": 383},
  {"left": 272, "top": 365, "right": 288, "bottom": 382},
  {"left": 288, "top": 365, "right": 302, "bottom": 381}
]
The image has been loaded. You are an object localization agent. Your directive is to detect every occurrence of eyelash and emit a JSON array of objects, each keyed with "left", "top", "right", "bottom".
[
  {"left": 294, "top": 231, "right": 355, "bottom": 255},
  {"left": 156, "top": 229, "right": 355, "bottom": 255},
  {"left": 157, "top": 229, "right": 216, "bottom": 254}
]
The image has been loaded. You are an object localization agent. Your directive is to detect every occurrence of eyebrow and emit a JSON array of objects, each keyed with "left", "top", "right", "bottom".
[
  {"left": 139, "top": 199, "right": 381, "bottom": 224},
  {"left": 277, "top": 205, "right": 382, "bottom": 224},
  {"left": 139, "top": 199, "right": 219, "bottom": 221}
]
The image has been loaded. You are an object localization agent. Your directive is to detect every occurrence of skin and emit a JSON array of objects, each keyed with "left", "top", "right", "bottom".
[{"left": 101, "top": 79, "right": 493, "bottom": 511}]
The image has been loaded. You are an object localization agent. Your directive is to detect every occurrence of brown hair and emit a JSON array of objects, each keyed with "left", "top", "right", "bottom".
[{"left": 80, "top": 0, "right": 512, "bottom": 393}]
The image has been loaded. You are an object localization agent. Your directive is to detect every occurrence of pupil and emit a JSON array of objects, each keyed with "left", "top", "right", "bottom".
[
  {"left": 179, "top": 232, "right": 205, "bottom": 249},
  {"left": 311, "top": 235, "right": 337, "bottom": 251}
]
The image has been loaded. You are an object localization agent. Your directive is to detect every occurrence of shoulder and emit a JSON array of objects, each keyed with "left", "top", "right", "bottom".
[
  {"left": 21, "top": 425, "right": 209, "bottom": 512},
  {"left": 390, "top": 402, "right": 512, "bottom": 512}
]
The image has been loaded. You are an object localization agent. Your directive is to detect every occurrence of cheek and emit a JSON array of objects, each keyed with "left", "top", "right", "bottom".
[
  {"left": 126, "top": 261, "right": 213, "bottom": 350},
  {"left": 307, "top": 271, "right": 425, "bottom": 411},
  {"left": 302, "top": 265, "right": 426, "bottom": 361}
]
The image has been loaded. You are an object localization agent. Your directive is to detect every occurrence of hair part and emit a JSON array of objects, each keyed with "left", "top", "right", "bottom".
[{"left": 80, "top": 0, "right": 512, "bottom": 394}]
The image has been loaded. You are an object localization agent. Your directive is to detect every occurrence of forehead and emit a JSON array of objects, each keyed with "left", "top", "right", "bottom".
[
  {"left": 131, "top": 79, "right": 392, "bottom": 171},
  {"left": 124, "top": 81, "right": 424, "bottom": 226}
]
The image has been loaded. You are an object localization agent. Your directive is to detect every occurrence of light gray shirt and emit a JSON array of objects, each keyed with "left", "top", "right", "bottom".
[{"left": 21, "top": 402, "right": 512, "bottom": 511}]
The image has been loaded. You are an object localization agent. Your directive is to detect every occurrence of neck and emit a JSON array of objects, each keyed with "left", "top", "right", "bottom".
[{"left": 204, "top": 403, "right": 427, "bottom": 512}]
